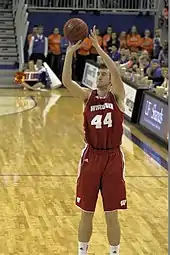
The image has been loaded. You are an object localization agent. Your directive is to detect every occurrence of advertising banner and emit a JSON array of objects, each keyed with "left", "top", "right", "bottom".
[{"left": 139, "top": 93, "right": 168, "bottom": 142}]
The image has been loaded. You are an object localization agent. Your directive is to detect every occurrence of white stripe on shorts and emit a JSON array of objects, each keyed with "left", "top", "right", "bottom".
[{"left": 77, "top": 144, "right": 88, "bottom": 179}]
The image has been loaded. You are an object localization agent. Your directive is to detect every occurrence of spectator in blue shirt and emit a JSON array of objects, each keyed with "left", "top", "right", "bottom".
[
  {"left": 146, "top": 59, "right": 164, "bottom": 87},
  {"left": 29, "top": 25, "right": 48, "bottom": 63},
  {"left": 109, "top": 45, "right": 121, "bottom": 62},
  {"left": 119, "top": 48, "right": 130, "bottom": 64}
]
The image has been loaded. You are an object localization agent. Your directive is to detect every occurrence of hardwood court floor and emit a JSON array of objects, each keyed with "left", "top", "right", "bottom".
[{"left": 0, "top": 89, "right": 168, "bottom": 254}]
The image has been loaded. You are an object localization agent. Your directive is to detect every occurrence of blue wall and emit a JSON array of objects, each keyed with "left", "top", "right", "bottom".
[{"left": 28, "top": 12, "right": 155, "bottom": 36}]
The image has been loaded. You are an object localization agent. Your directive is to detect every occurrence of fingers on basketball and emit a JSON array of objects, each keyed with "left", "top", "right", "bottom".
[
  {"left": 90, "top": 26, "right": 96, "bottom": 38},
  {"left": 93, "top": 25, "right": 96, "bottom": 34},
  {"left": 74, "top": 40, "right": 82, "bottom": 50}
]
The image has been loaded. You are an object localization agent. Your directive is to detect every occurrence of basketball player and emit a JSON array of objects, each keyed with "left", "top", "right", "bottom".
[{"left": 62, "top": 26, "right": 127, "bottom": 255}]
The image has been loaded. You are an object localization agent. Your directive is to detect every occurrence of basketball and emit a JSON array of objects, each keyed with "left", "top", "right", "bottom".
[{"left": 63, "top": 18, "right": 88, "bottom": 43}]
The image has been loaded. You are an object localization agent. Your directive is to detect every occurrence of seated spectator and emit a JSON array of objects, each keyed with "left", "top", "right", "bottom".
[
  {"left": 140, "top": 49, "right": 149, "bottom": 58},
  {"left": 127, "top": 26, "right": 141, "bottom": 52},
  {"left": 109, "top": 45, "right": 121, "bottom": 62},
  {"left": 140, "top": 29, "right": 153, "bottom": 55},
  {"left": 25, "top": 60, "right": 35, "bottom": 72},
  {"left": 124, "top": 48, "right": 131, "bottom": 57},
  {"left": 35, "top": 59, "right": 44, "bottom": 71},
  {"left": 20, "top": 60, "right": 52, "bottom": 91},
  {"left": 103, "top": 25, "right": 112, "bottom": 52},
  {"left": 25, "top": 59, "right": 44, "bottom": 72},
  {"left": 153, "top": 28, "right": 161, "bottom": 58},
  {"left": 158, "top": 40, "right": 168, "bottom": 67},
  {"left": 131, "top": 63, "right": 140, "bottom": 73},
  {"left": 119, "top": 31, "right": 127, "bottom": 49},
  {"left": 161, "top": 67, "right": 168, "bottom": 91},
  {"left": 126, "top": 51, "right": 139, "bottom": 69},
  {"left": 146, "top": 59, "right": 164, "bottom": 87},
  {"left": 155, "top": 67, "right": 168, "bottom": 97},
  {"left": 119, "top": 48, "right": 130, "bottom": 64},
  {"left": 107, "top": 32, "right": 119, "bottom": 51},
  {"left": 20, "top": 60, "right": 44, "bottom": 90},
  {"left": 139, "top": 56, "right": 150, "bottom": 75}
]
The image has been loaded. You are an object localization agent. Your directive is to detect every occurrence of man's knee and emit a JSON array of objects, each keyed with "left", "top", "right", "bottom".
[
  {"left": 105, "top": 210, "right": 120, "bottom": 245},
  {"left": 105, "top": 210, "right": 119, "bottom": 226},
  {"left": 80, "top": 211, "right": 94, "bottom": 224},
  {"left": 78, "top": 211, "right": 94, "bottom": 242}
]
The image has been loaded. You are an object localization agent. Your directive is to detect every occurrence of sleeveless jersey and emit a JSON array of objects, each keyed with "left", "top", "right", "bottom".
[{"left": 83, "top": 90, "right": 124, "bottom": 149}]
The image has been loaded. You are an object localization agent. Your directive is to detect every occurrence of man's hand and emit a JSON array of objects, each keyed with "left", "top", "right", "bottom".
[
  {"left": 66, "top": 40, "right": 82, "bottom": 54},
  {"left": 89, "top": 26, "right": 99, "bottom": 49}
]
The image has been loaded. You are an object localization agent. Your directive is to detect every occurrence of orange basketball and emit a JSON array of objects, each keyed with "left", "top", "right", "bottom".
[{"left": 63, "top": 18, "right": 88, "bottom": 43}]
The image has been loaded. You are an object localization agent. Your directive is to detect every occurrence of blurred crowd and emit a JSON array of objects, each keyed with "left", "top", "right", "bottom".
[{"left": 23, "top": 23, "right": 168, "bottom": 97}]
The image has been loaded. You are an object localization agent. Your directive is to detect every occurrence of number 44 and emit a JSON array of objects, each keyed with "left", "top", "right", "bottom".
[{"left": 91, "top": 112, "right": 112, "bottom": 129}]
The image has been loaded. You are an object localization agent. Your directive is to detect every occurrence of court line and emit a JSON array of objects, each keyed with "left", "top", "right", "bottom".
[
  {"left": 0, "top": 96, "right": 37, "bottom": 118},
  {"left": 0, "top": 174, "right": 167, "bottom": 178},
  {"left": 123, "top": 126, "right": 168, "bottom": 171}
]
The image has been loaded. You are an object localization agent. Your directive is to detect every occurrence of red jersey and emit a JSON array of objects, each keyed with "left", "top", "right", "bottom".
[{"left": 83, "top": 90, "right": 124, "bottom": 149}]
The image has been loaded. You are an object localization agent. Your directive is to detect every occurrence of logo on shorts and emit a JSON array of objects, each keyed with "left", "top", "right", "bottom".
[
  {"left": 84, "top": 158, "right": 89, "bottom": 163},
  {"left": 120, "top": 200, "right": 126, "bottom": 206},
  {"left": 77, "top": 197, "right": 81, "bottom": 203}
]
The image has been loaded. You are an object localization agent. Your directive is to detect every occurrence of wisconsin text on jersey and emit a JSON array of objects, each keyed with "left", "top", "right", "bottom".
[{"left": 90, "top": 103, "right": 114, "bottom": 112}]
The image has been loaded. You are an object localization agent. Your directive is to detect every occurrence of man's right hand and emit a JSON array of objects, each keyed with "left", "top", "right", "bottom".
[{"left": 67, "top": 40, "right": 82, "bottom": 54}]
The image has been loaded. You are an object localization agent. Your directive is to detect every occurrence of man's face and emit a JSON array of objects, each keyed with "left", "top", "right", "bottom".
[
  {"left": 151, "top": 62, "right": 159, "bottom": 70},
  {"left": 54, "top": 28, "right": 59, "bottom": 34},
  {"left": 33, "top": 26, "right": 38, "bottom": 34},
  {"left": 38, "top": 26, "right": 44, "bottom": 34},
  {"left": 96, "top": 68, "right": 111, "bottom": 90},
  {"left": 107, "top": 27, "right": 112, "bottom": 34},
  {"left": 36, "top": 59, "right": 43, "bottom": 68}
]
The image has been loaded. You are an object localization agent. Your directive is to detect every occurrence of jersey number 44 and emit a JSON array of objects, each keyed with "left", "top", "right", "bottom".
[{"left": 91, "top": 112, "right": 112, "bottom": 129}]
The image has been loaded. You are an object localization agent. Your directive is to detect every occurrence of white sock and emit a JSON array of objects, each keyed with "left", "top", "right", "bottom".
[
  {"left": 78, "top": 242, "right": 88, "bottom": 254},
  {"left": 110, "top": 244, "right": 120, "bottom": 254}
]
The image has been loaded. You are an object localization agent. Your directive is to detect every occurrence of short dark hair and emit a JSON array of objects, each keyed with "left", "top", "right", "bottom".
[{"left": 98, "top": 63, "right": 107, "bottom": 69}]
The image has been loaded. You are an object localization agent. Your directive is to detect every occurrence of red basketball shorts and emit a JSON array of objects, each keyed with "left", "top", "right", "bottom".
[{"left": 76, "top": 145, "right": 127, "bottom": 212}]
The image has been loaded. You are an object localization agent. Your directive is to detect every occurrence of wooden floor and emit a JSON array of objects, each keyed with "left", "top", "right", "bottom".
[{"left": 0, "top": 89, "right": 168, "bottom": 254}]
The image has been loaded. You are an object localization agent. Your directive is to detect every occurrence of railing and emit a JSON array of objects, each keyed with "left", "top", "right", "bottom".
[
  {"left": 27, "top": 0, "right": 160, "bottom": 12},
  {"left": 13, "top": 0, "right": 29, "bottom": 70}
]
